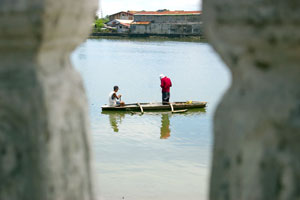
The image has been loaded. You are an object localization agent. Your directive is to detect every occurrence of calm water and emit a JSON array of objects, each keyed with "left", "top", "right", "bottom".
[{"left": 71, "top": 38, "right": 231, "bottom": 200}]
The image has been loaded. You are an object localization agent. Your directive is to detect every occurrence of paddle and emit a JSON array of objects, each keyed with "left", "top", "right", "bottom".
[
  {"left": 172, "top": 109, "right": 188, "bottom": 113},
  {"left": 137, "top": 102, "right": 144, "bottom": 114},
  {"left": 170, "top": 103, "right": 188, "bottom": 113}
]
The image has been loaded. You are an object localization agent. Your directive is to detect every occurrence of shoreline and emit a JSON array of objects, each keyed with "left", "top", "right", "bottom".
[{"left": 89, "top": 33, "right": 206, "bottom": 42}]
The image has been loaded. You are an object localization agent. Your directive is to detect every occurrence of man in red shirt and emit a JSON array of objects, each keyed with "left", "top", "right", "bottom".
[{"left": 160, "top": 74, "right": 172, "bottom": 104}]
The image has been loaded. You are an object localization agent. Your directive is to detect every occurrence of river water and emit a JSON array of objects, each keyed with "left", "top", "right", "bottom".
[{"left": 71, "top": 38, "right": 231, "bottom": 200}]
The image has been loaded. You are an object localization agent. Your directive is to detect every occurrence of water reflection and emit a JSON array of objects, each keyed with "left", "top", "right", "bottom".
[
  {"left": 101, "top": 108, "right": 206, "bottom": 137},
  {"left": 160, "top": 114, "right": 171, "bottom": 139},
  {"left": 108, "top": 113, "right": 125, "bottom": 132}
]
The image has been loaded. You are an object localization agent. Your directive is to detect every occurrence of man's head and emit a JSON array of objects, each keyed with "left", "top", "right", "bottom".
[
  {"left": 159, "top": 74, "right": 165, "bottom": 79},
  {"left": 113, "top": 85, "right": 119, "bottom": 92}
]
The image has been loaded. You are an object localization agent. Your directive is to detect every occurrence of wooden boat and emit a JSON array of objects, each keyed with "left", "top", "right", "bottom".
[{"left": 101, "top": 101, "right": 207, "bottom": 112}]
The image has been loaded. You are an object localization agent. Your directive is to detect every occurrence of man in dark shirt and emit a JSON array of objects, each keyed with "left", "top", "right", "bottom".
[{"left": 160, "top": 74, "right": 172, "bottom": 105}]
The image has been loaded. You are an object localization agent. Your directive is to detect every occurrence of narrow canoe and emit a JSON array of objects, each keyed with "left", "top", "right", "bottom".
[{"left": 101, "top": 101, "right": 207, "bottom": 111}]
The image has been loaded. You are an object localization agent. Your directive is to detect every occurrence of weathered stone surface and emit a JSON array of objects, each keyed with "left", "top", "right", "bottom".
[
  {"left": 204, "top": 0, "right": 300, "bottom": 199},
  {"left": 0, "top": 0, "right": 97, "bottom": 199}
]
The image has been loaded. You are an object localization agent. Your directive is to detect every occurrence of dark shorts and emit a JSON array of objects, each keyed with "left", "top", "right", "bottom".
[{"left": 162, "top": 92, "right": 170, "bottom": 104}]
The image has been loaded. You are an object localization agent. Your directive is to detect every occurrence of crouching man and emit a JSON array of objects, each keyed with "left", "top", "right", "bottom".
[{"left": 108, "top": 85, "right": 125, "bottom": 106}]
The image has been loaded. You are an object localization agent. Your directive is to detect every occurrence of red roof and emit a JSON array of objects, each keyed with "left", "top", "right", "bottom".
[
  {"left": 135, "top": 11, "right": 201, "bottom": 15},
  {"left": 132, "top": 21, "right": 151, "bottom": 25},
  {"left": 127, "top": 10, "right": 140, "bottom": 14},
  {"left": 119, "top": 23, "right": 131, "bottom": 27}
]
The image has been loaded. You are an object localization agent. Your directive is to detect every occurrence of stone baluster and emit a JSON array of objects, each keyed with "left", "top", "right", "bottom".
[
  {"left": 0, "top": 0, "right": 97, "bottom": 199},
  {"left": 204, "top": 0, "right": 300, "bottom": 199}
]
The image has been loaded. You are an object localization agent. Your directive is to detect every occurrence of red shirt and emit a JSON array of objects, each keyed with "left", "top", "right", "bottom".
[{"left": 160, "top": 77, "right": 172, "bottom": 92}]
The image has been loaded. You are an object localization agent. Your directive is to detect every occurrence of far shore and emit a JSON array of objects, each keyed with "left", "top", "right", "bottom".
[{"left": 89, "top": 33, "right": 206, "bottom": 42}]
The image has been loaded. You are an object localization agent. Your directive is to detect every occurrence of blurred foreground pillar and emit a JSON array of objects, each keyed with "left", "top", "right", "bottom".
[
  {"left": 0, "top": 0, "right": 97, "bottom": 199},
  {"left": 204, "top": 0, "right": 300, "bottom": 199}
]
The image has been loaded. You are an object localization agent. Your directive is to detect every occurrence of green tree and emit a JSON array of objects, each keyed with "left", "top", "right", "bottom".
[{"left": 94, "top": 17, "right": 109, "bottom": 29}]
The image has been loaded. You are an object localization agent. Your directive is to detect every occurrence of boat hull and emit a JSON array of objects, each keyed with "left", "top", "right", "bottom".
[{"left": 101, "top": 101, "right": 207, "bottom": 111}]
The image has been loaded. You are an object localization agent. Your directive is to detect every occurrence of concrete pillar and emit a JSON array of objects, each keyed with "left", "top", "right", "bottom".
[
  {"left": 204, "top": 0, "right": 300, "bottom": 199},
  {"left": 0, "top": 0, "right": 97, "bottom": 199}
]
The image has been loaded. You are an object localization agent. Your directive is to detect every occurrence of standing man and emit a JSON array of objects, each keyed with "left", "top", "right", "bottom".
[
  {"left": 160, "top": 74, "right": 172, "bottom": 104},
  {"left": 108, "top": 85, "right": 125, "bottom": 106}
]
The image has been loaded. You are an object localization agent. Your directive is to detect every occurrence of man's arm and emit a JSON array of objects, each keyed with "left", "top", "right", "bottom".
[
  {"left": 160, "top": 79, "right": 165, "bottom": 88},
  {"left": 113, "top": 93, "right": 122, "bottom": 99}
]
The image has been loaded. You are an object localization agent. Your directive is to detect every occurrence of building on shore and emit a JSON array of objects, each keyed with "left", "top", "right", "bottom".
[
  {"left": 108, "top": 11, "right": 139, "bottom": 21},
  {"left": 130, "top": 10, "right": 203, "bottom": 36},
  {"left": 106, "top": 11, "right": 140, "bottom": 33},
  {"left": 106, "top": 19, "right": 133, "bottom": 33}
]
